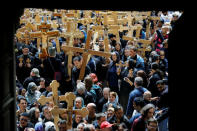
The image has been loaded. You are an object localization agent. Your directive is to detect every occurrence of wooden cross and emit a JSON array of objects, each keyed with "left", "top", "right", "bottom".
[
  {"left": 61, "top": 30, "right": 111, "bottom": 80},
  {"left": 26, "top": 58, "right": 31, "bottom": 65},
  {"left": 145, "top": 15, "right": 160, "bottom": 39},
  {"left": 116, "top": 61, "right": 128, "bottom": 75},
  {"left": 137, "top": 39, "right": 152, "bottom": 58},
  {"left": 51, "top": 92, "right": 89, "bottom": 130},
  {"left": 19, "top": 57, "right": 23, "bottom": 65},
  {"left": 60, "top": 20, "right": 84, "bottom": 80}
]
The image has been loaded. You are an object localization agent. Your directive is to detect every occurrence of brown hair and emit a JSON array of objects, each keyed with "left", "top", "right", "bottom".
[{"left": 110, "top": 92, "right": 117, "bottom": 98}]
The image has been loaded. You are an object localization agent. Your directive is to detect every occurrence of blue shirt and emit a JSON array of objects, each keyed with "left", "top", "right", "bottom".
[{"left": 126, "top": 86, "right": 148, "bottom": 117}]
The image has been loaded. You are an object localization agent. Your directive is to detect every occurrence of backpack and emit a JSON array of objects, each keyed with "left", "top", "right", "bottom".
[{"left": 91, "top": 84, "right": 103, "bottom": 104}]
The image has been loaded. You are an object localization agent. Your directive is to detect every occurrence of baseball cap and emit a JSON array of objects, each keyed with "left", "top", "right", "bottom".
[
  {"left": 100, "top": 121, "right": 113, "bottom": 129},
  {"left": 31, "top": 68, "right": 40, "bottom": 77}
]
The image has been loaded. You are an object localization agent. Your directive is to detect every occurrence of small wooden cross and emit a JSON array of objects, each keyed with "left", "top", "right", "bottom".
[
  {"left": 116, "top": 61, "right": 128, "bottom": 75},
  {"left": 26, "top": 58, "right": 31, "bottom": 64},
  {"left": 19, "top": 57, "right": 23, "bottom": 65}
]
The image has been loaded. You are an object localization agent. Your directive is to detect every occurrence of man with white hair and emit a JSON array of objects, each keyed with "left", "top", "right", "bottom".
[{"left": 126, "top": 77, "right": 148, "bottom": 119}]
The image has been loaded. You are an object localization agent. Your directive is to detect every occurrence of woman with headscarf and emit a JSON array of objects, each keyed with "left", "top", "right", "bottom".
[
  {"left": 102, "top": 91, "right": 120, "bottom": 113},
  {"left": 106, "top": 51, "right": 120, "bottom": 94},
  {"left": 28, "top": 107, "right": 42, "bottom": 126},
  {"left": 73, "top": 97, "right": 85, "bottom": 110},
  {"left": 119, "top": 59, "right": 136, "bottom": 113}
]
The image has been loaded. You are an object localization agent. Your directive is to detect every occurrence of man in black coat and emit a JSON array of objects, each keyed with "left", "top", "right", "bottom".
[
  {"left": 16, "top": 44, "right": 35, "bottom": 83},
  {"left": 42, "top": 47, "right": 63, "bottom": 82},
  {"left": 147, "top": 62, "right": 164, "bottom": 97},
  {"left": 108, "top": 105, "right": 130, "bottom": 130},
  {"left": 71, "top": 56, "right": 91, "bottom": 91}
]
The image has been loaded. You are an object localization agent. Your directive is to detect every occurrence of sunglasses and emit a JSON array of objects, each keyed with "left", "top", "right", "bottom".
[{"left": 20, "top": 118, "right": 28, "bottom": 122}]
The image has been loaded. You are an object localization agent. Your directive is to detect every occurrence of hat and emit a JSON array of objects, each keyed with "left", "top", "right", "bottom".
[
  {"left": 151, "top": 62, "right": 159, "bottom": 70},
  {"left": 31, "top": 68, "right": 40, "bottom": 77},
  {"left": 156, "top": 80, "right": 164, "bottom": 85},
  {"left": 89, "top": 73, "right": 98, "bottom": 83},
  {"left": 100, "top": 121, "right": 113, "bottom": 129},
  {"left": 28, "top": 82, "right": 37, "bottom": 91},
  {"left": 22, "top": 44, "right": 30, "bottom": 49}
]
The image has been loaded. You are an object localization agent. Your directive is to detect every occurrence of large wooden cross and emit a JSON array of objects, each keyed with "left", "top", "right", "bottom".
[
  {"left": 51, "top": 92, "right": 89, "bottom": 130},
  {"left": 37, "top": 81, "right": 88, "bottom": 130},
  {"left": 60, "top": 20, "right": 84, "bottom": 80},
  {"left": 62, "top": 30, "right": 111, "bottom": 80}
]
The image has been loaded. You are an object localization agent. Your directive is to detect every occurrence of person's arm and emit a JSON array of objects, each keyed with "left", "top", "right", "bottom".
[{"left": 126, "top": 92, "right": 134, "bottom": 119}]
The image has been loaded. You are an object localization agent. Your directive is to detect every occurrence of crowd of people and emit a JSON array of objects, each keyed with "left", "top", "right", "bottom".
[{"left": 15, "top": 10, "right": 182, "bottom": 131}]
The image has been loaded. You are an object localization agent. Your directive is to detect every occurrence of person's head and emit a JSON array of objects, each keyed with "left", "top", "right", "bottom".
[
  {"left": 84, "top": 75, "right": 93, "bottom": 91},
  {"left": 109, "top": 92, "right": 117, "bottom": 103},
  {"left": 103, "top": 87, "right": 110, "bottom": 99},
  {"left": 77, "top": 123, "right": 86, "bottom": 131},
  {"left": 76, "top": 82, "right": 86, "bottom": 95},
  {"left": 156, "top": 80, "right": 165, "bottom": 92},
  {"left": 133, "top": 97, "right": 145, "bottom": 112},
  {"left": 39, "top": 77, "right": 45, "bottom": 86},
  {"left": 58, "top": 120, "right": 67, "bottom": 131},
  {"left": 84, "top": 124, "right": 95, "bottom": 131},
  {"left": 45, "top": 79, "right": 52, "bottom": 92},
  {"left": 134, "top": 77, "right": 143, "bottom": 87},
  {"left": 151, "top": 62, "right": 159, "bottom": 73},
  {"left": 143, "top": 91, "right": 152, "bottom": 102},
  {"left": 152, "top": 54, "right": 160, "bottom": 63},
  {"left": 157, "top": 19, "right": 164, "bottom": 28},
  {"left": 128, "top": 59, "right": 136, "bottom": 70},
  {"left": 44, "top": 121, "right": 56, "bottom": 131},
  {"left": 115, "top": 42, "right": 121, "bottom": 51},
  {"left": 21, "top": 88, "right": 27, "bottom": 96},
  {"left": 18, "top": 97, "right": 27, "bottom": 111},
  {"left": 140, "top": 104, "right": 155, "bottom": 119},
  {"left": 30, "top": 68, "right": 40, "bottom": 77},
  {"left": 42, "top": 106, "right": 53, "bottom": 120},
  {"left": 147, "top": 118, "right": 159, "bottom": 131},
  {"left": 74, "top": 114, "right": 83, "bottom": 124},
  {"left": 124, "top": 48, "right": 130, "bottom": 57},
  {"left": 117, "top": 123, "right": 128, "bottom": 131},
  {"left": 22, "top": 45, "right": 29, "bottom": 55},
  {"left": 114, "top": 105, "right": 124, "bottom": 119},
  {"left": 111, "top": 51, "right": 120, "bottom": 62},
  {"left": 87, "top": 103, "right": 96, "bottom": 116},
  {"left": 107, "top": 107, "right": 115, "bottom": 118},
  {"left": 27, "top": 82, "right": 37, "bottom": 95},
  {"left": 73, "top": 56, "right": 82, "bottom": 69},
  {"left": 28, "top": 107, "right": 40, "bottom": 123},
  {"left": 60, "top": 111, "right": 67, "bottom": 120},
  {"left": 137, "top": 70, "right": 147, "bottom": 79},
  {"left": 159, "top": 50, "right": 165, "bottom": 60},
  {"left": 75, "top": 97, "right": 84, "bottom": 109},
  {"left": 19, "top": 112, "right": 29, "bottom": 128},
  {"left": 89, "top": 73, "right": 98, "bottom": 84},
  {"left": 129, "top": 46, "right": 137, "bottom": 58},
  {"left": 96, "top": 113, "right": 107, "bottom": 126}
]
